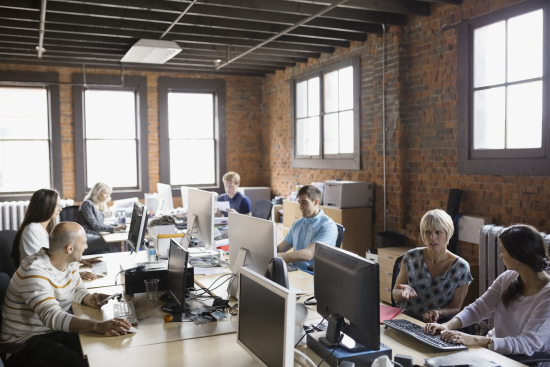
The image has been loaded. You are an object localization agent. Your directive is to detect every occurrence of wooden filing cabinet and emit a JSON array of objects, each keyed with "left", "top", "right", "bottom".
[
  {"left": 378, "top": 246, "right": 412, "bottom": 305},
  {"left": 282, "top": 200, "right": 372, "bottom": 257}
]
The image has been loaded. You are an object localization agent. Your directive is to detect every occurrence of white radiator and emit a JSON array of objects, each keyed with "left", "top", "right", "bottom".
[
  {"left": 479, "top": 224, "right": 550, "bottom": 296},
  {"left": 0, "top": 199, "right": 74, "bottom": 231}
]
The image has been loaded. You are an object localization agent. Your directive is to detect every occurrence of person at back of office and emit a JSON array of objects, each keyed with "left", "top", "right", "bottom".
[
  {"left": 1, "top": 222, "right": 132, "bottom": 367},
  {"left": 77, "top": 182, "right": 125, "bottom": 254},
  {"left": 215, "top": 171, "right": 252, "bottom": 217},
  {"left": 277, "top": 185, "right": 338, "bottom": 271}
]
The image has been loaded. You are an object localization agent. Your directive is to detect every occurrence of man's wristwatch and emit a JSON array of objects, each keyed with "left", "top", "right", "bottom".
[{"left": 487, "top": 337, "right": 495, "bottom": 351}]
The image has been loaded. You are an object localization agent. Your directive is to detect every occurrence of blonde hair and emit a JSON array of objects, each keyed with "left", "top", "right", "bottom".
[
  {"left": 84, "top": 182, "right": 112, "bottom": 212},
  {"left": 419, "top": 209, "right": 454, "bottom": 246},
  {"left": 222, "top": 171, "right": 241, "bottom": 185}
]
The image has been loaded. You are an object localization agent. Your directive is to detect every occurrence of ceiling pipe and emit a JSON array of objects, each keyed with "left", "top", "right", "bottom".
[
  {"left": 216, "top": 0, "right": 349, "bottom": 70},
  {"left": 37, "top": 0, "right": 47, "bottom": 58},
  {"left": 160, "top": 0, "right": 198, "bottom": 40}
]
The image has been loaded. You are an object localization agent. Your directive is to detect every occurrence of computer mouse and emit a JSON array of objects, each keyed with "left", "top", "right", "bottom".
[
  {"left": 124, "top": 327, "right": 137, "bottom": 334},
  {"left": 93, "top": 273, "right": 106, "bottom": 278}
]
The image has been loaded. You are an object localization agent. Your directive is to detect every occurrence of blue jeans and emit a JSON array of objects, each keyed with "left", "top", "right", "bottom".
[{"left": 5, "top": 331, "right": 87, "bottom": 367}]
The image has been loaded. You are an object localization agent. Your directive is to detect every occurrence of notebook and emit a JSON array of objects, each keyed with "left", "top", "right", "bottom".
[{"left": 425, "top": 351, "right": 500, "bottom": 367}]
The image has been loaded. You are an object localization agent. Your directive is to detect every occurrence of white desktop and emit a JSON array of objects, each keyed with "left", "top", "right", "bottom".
[
  {"left": 180, "top": 186, "right": 194, "bottom": 211},
  {"left": 157, "top": 183, "right": 174, "bottom": 212},
  {"left": 185, "top": 188, "right": 216, "bottom": 249}
]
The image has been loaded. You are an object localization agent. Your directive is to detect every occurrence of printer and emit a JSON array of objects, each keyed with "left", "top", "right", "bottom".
[{"left": 323, "top": 181, "right": 373, "bottom": 208}]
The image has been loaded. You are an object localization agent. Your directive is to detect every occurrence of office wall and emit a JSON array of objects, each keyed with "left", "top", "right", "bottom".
[
  {"left": 261, "top": 0, "right": 550, "bottom": 263},
  {"left": 0, "top": 64, "right": 264, "bottom": 203}
]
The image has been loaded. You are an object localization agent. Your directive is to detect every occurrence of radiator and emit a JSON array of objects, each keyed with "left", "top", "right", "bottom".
[
  {"left": 0, "top": 199, "right": 74, "bottom": 231},
  {"left": 479, "top": 224, "right": 550, "bottom": 296}
]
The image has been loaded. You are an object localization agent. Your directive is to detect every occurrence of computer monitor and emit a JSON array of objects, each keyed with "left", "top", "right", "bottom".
[
  {"left": 164, "top": 239, "right": 190, "bottom": 313},
  {"left": 180, "top": 186, "right": 194, "bottom": 210},
  {"left": 157, "top": 183, "right": 174, "bottom": 211},
  {"left": 237, "top": 267, "right": 296, "bottom": 367},
  {"left": 228, "top": 212, "right": 277, "bottom": 275},
  {"left": 314, "top": 243, "right": 380, "bottom": 352},
  {"left": 186, "top": 188, "right": 215, "bottom": 248},
  {"left": 127, "top": 202, "right": 149, "bottom": 251}
]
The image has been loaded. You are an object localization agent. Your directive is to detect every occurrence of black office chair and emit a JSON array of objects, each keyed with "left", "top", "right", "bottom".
[
  {"left": 0, "top": 230, "right": 17, "bottom": 277},
  {"left": 251, "top": 199, "right": 273, "bottom": 220},
  {"left": 335, "top": 224, "right": 345, "bottom": 248},
  {"left": 0, "top": 272, "right": 25, "bottom": 364},
  {"left": 390, "top": 254, "right": 404, "bottom": 308},
  {"left": 59, "top": 205, "right": 80, "bottom": 222},
  {"left": 506, "top": 352, "right": 550, "bottom": 366}
]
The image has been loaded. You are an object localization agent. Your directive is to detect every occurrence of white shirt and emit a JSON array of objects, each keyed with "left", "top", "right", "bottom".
[{"left": 19, "top": 222, "right": 49, "bottom": 263}]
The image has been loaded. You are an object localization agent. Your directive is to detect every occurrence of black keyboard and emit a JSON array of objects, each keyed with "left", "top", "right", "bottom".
[{"left": 383, "top": 319, "right": 467, "bottom": 352}]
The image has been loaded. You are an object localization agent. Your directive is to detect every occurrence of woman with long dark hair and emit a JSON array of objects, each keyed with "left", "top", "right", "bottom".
[{"left": 424, "top": 224, "right": 550, "bottom": 360}]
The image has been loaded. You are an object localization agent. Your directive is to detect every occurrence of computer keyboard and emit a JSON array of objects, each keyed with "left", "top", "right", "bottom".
[
  {"left": 113, "top": 301, "right": 138, "bottom": 325},
  {"left": 383, "top": 319, "right": 467, "bottom": 352},
  {"left": 92, "top": 261, "right": 107, "bottom": 274}
]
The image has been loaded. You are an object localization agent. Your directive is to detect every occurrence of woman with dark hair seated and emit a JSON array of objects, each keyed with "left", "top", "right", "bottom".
[{"left": 424, "top": 224, "right": 550, "bottom": 359}]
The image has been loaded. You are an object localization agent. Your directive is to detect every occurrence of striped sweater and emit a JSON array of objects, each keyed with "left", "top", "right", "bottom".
[{"left": 1, "top": 248, "right": 89, "bottom": 344}]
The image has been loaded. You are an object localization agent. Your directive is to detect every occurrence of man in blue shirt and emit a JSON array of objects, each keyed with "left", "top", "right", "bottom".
[
  {"left": 216, "top": 171, "right": 252, "bottom": 217},
  {"left": 277, "top": 185, "right": 338, "bottom": 270}
]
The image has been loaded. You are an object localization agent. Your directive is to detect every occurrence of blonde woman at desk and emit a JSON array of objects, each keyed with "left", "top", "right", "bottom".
[
  {"left": 215, "top": 171, "right": 252, "bottom": 217},
  {"left": 424, "top": 224, "right": 550, "bottom": 360},
  {"left": 77, "top": 182, "right": 125, "bottom": 255},
  {"left": 393, "top": 209, "right": 473, "bottom": 323},
  {"left": 11, "top": 189, "right": 97, "bottom": 280}
]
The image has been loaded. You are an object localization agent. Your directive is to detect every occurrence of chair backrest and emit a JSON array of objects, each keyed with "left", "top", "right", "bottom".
[
  {"left": 0, "top": 231, "right": 17, "bottom": 277},
  {"left": 334, "top": 224, "right": 345, "bottom": 248},
  {"left": 0, "top": 272, "right": 10, "bottom": 329},
  {"left": 390, "top": 254, "right": 404, "bottom": 308},
  {"left": 251, "top": 199, "right": 273, "bottom": 220},
  {"left": 59, "top": 205, "right": 80, "bottom": 222}
]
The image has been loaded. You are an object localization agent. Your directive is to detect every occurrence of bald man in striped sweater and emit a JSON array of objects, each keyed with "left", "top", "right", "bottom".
[{"left": 1, "top": 222, "right": 132, "bottom": 367}]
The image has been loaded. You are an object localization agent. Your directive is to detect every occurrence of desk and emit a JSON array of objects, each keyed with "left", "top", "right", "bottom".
[{"left": 79, "top": 251, "right": 149, "bottom": 289}]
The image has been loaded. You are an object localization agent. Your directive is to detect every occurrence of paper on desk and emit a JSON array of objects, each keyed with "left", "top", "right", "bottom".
[
  {"left": 215, "top": 201, "right": 230, "bottom": 212},
  {"left": 379, "top": 304, "right": 403, "bottom": 324},
  {"left": 193, "top": 267, "right": 231, "bottom": 276}
]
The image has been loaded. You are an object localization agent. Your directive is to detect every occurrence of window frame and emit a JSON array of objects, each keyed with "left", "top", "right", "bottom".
[
  {"left": 290, "top": 57, "right": 360, "bottom": 170},
  {"left": 158, "top": 77, "right": 226, "bottom": 196},
  {"left": 457, "top": 0, "right": 550, "bottom": 175},
  {"left": 73, "top": 74, "right": 149, "bottom": 200},
  {"left": 0, "top": 71, "right": 63, "bottom": 200}
]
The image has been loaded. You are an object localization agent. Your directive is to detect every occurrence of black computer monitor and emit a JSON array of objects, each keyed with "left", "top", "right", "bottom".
[
  {"left": 127, "top": 202, "right": 148, "bottom": 251},
  {"left": 314, "top": 242, "right": 380, "bottom": 352},
  {"left": 163, "top": 239, "right": 190, "bottom": 313}
]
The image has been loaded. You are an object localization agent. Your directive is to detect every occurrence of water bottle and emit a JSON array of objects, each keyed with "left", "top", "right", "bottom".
[
  {"left": 147, "top": 242, "right": 157, "bottom": 263},
  {"left": 120, "top": 212, "right": 127, "bottom": 226}
]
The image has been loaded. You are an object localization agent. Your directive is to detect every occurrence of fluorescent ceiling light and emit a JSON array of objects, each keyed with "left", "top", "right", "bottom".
[{"left": 121, "top": 39, "right": 182, "bottom": 64}]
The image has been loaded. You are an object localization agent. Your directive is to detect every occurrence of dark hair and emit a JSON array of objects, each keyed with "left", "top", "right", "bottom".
[
  {"left": 499, "top": 224, "right": 550, "bottom": 308},
  {"left": 12, "top": 189, "right": 59, "bottom": 266},
  {"left": 297, "top": 185, "right": 322, "bottom": 202}
]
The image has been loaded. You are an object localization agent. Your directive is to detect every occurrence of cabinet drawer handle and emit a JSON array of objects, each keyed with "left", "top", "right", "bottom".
[
  {"left": 385, "top": 271, "right": 393, "bottom": 275},
  {"left": 385, "top": 255, "right": 393, "bottom": 259},
  {"left": 384, "top": 287, "right": 391, "bottom": 291}
]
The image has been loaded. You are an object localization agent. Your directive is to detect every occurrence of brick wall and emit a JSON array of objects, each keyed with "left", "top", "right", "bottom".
[
  {"left": 0, "top": 64, "right": 264, "bottom": 202},
  {"left": 261, "top": 0, "right": 550, "bottom": 263}
]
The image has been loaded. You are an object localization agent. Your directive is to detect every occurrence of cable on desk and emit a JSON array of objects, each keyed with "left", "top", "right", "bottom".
[
  {"left": 295, "top": 318, "right": 325, "bottom": 348},
  {"left": 316, "top": 323, "right": 347, "bottom": 367}
]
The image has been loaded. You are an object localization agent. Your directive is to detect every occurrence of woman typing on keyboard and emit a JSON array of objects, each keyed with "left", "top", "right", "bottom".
[
  {"left": 424, "top": 224, "right": 550, "bottom": 358},
  {"left": 392, "top": 209, "right": 473, "bottom": 323}
]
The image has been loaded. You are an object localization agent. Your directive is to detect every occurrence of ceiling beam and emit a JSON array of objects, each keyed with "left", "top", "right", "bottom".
[{"left": 263, "top": 0, "right": 431, "bottom": 16}]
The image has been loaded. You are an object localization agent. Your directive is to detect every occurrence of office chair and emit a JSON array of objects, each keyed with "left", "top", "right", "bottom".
[
  {"left": 0, "top": 272, "right": 25, "bottom": 363},
  {"left": 506, "top": 352, "right": 550, "bottom": 366},
  {"left": 59, "top": 205, "right": 80, "bottom": 222},
  {"left": 390, "top": 255, "right": 404, "bottom": 308},
  {"left": 251, "top": 199, "right": 273, "bottom": 220},
  {"left": 335, "top": 224, "right": 345, "bottom": 248},
  {"left": 0, "top": 230, "right": 17, "bottom": 277}
]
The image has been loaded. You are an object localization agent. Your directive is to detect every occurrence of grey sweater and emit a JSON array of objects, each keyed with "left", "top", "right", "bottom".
[
  {"left": 457, "top": 270, "right": 550, "bottom": 360},
  {"left": 77, "top": 199, "right": 114, "bottom": 235}
]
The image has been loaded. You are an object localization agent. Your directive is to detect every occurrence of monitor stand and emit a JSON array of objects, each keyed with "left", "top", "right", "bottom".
[
  {"left": 227, "top": 247, "right": 249, "bottom": 299},
  {"left": 161, "top": 301, "right": 191, "bottom": 314},
  {"left": 181, "top": 214, "right": 199, "bottom": 250}
]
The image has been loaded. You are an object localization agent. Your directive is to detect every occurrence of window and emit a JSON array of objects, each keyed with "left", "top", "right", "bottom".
[
  {"left": 457, "top": 0, "right": 550, "bottom": 175},
  {"left": 291, "top": 58, "right": 360, "bottom": 170},
  {"left": 0, "top": 71, "right": 62, "bottom": 199},
  {"left": 73, "top": 75, "right": 149, "bottom": 200},
  {"left": 158, "top": 78, "right": 226, "bottom": 195}
]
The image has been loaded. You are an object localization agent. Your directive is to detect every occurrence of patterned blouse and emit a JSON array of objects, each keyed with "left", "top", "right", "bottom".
[
  {"left": 396, "top": 247, "right": 473, "bottom": 317},
  {"left": 77, "top": 199, "right": 115, "bottom": 235}
]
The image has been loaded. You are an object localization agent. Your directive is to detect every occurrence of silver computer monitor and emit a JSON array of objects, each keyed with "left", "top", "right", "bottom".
[
  {"left": 180, "top": 186, "right": 194, "bottom": 210},
  {"left": 187, "top": 188, "right": 215, "bottom": 248},
  {"left": 228, "top": 212, "right": 276, "bottom": 274},
  {"left": 237, "top": 267, "right": 296, "bottom": 367},
  {"left": 157, "top": 183, "right": 174, "bottom": 211},
  {"left": 127, "top": 202, "right": 148, "bottom": 251}
]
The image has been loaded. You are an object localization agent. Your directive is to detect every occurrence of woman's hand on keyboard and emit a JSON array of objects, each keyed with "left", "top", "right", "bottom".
[
  {"left": 423, "top": 322, "right": 449, "bottom": 335},
  {"left": 439, "top": 330, "right": 484, "bottom": 346},
  {"left": 95, "top": 318, "right": 133, "bottom": 336},
  {"left": 395, "top": 284, "right": 417, "bottom": 300}
]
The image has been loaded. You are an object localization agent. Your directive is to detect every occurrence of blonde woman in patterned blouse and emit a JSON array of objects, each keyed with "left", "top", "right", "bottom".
[{"left": 392, "top": 209, "right": 473, "bottom": 323}]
